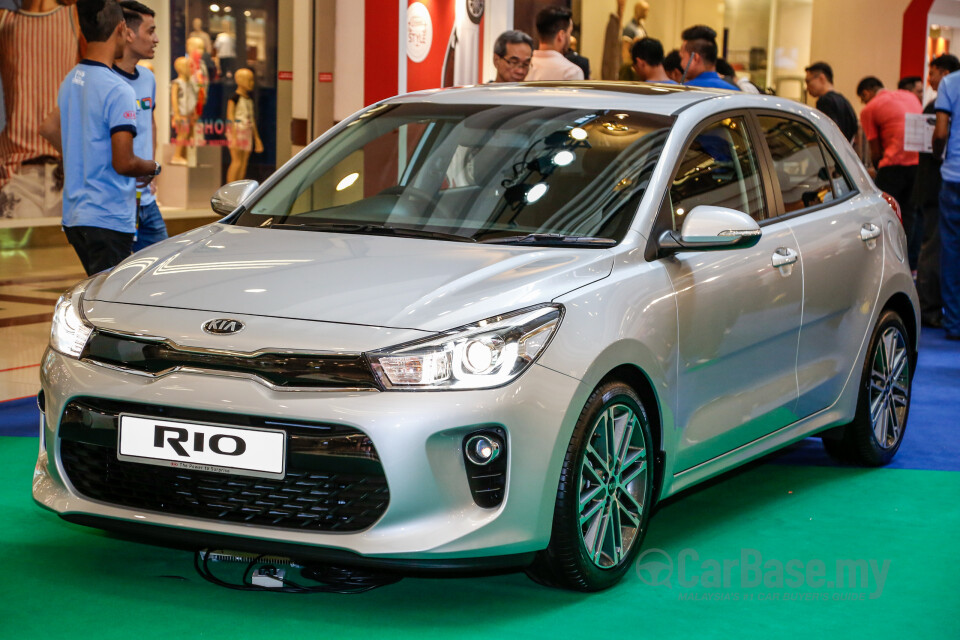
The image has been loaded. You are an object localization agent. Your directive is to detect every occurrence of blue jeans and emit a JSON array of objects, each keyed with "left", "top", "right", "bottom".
[
  {"left": 133, "top": 200, "right": 168, "bottom": 252},
  {"left": 938, "top": 180, "right": 960, "bottom": 335}
]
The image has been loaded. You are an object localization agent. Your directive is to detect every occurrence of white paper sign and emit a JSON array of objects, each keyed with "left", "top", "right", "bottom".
[{"left": 904, "top": 112, "right": 936, "bottom": 153}]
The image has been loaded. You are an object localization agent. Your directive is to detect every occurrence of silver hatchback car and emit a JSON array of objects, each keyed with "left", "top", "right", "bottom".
[{"left": 35, "top": 83, "right": 918, "bottom": 591}]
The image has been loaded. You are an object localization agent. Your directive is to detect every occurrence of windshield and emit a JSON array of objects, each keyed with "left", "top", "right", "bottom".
[{"left": 236, "top": 102, "right": 672, "bottom": 244}]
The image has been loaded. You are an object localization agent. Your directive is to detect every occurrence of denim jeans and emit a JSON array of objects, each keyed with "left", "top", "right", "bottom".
[
  {"left": 938, "top": 180, "right": 960, "bottom": 335},
  {"left": 133, "top": 200, "right": 169, "bottom": 252}
]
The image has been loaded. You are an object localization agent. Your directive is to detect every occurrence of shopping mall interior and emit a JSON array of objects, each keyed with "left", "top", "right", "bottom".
[{"left": 1, "top": 0, "right": 958, "bottom": 637}]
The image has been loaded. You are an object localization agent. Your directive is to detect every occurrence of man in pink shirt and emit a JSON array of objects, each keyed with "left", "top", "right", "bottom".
[
  {"left": 858, "top": 75, "right": 923, "bottom": 268},
  {"left": 525, "top": 6, "right": 584, "bottom": 82}
]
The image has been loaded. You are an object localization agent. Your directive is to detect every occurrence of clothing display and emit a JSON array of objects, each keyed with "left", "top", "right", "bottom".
[
  {"left": 227, "top": 92, "right": 254, "bottom": 151},
  {"left": 172, "top": 76, "right": 198, "bottom": 120},
  {"left": 0, "top": 4, "right": 79, "bottom": 192},
  {"left": 214, "top": 31, "right": 236, "bottom": 58}
]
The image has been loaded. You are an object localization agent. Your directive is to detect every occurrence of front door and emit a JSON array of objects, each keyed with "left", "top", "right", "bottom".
[{"left": 661, "top": 115, "right": 804, "bottom": 472}]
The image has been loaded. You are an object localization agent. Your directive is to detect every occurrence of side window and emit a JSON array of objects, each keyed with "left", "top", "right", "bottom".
[
  {"left": 819, "top": 140, "right": 855, "bottom": 199},
  {"left": 669, "top": 116, "right": 765, "bottom": 231},
  {"left": 758, "top": 116, "right": 833, "bottom": 213}
]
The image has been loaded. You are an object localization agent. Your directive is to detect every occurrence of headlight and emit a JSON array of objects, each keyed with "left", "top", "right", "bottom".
[
  {"left": 50, "top": 280, "right": 94, "bottom": 358},
  {"left": 368, "top": 304, "right": 563, "bottom": 390}
]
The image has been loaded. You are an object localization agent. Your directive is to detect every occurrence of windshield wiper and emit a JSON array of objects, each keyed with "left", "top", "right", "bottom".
[
  {"left": 477, "top": 233, "right": 617, "bottom": 247},
  {"left": 270, "top": 222, "right": 476, "bottom": 243}
]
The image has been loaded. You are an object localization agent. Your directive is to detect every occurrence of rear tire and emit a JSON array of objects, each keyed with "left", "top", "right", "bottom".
[
  {"left": 821, "top": 310, "right": 912, "bottom": 466},
  {"left": 526, "top": 381, "right": 655, "bottom": 591}
]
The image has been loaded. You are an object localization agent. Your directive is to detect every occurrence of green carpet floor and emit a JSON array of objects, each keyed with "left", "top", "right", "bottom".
[{"left": 2, "top": 436, "right": 957, "bottom": 638}]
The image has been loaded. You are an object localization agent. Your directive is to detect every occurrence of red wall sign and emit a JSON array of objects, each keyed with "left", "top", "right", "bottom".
[
  {"left": 278, "top": 71, "right": 293, "bottom": 81},
  {"left": 318, "top": 72, "right": 334, "bottom": 83}
]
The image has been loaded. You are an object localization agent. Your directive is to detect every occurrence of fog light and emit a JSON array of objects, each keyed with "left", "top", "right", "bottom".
[{"left": 465, "top": 434, "right": 501, "bottom": 466}]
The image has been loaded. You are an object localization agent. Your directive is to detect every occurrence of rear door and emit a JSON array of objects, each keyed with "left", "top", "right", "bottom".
[{"left": 754, "top": 114, "right": 884, "bottom": 417}]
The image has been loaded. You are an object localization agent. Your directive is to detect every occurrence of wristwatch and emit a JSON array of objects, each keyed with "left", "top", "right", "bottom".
[{"left": 153, "top": 161, "right": 162, "bottom": 176}]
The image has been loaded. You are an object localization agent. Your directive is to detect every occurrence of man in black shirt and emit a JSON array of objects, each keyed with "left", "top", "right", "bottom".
[
  {"left": 915, "top": 54, "right": 960, "bottom": 327},
  {"left": 805, "top": 61, "right": 858, "bottom": 143}
]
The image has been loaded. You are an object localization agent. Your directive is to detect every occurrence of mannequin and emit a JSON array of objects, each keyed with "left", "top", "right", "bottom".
[
  {"left": 0, "top": 0, "right": 82, "bottom": 217},
  {"left": 226, "top": 68, "right": 262, "bottom": 182},
  {"left": 213, "top": 22, "right": 237, "bottom": 79},
  {"left": 189, "top": 17, "right": 212, "bottom": 55},
  {"left": 186, "top": 35, "right": 208, "bottom": 112},
  {"left": 169, "top": 56, "right": 198, "bottom": 165},
  {"left": 622, "top": 2, "right": 649, "bottom": 65}
]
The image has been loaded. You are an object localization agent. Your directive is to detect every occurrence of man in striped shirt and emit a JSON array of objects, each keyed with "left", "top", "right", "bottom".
[{"left": 0, "top": 0, "right": 82, "bottom": 218}]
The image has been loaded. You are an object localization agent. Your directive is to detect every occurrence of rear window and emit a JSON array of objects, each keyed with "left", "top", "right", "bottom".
[
  {"left": 758, "top": 115, "right": 854, "bottom": 213},
  {"left": 237, "top": 103, "right": 673, "bottom": 243}
]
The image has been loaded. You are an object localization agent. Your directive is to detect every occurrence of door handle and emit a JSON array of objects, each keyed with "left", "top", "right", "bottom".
[
  {"left": 771, "top": 247, "right": 798, "bottom": 268},
  {"left": 860, "top": 223, "right": 881, "bottom": 242}
]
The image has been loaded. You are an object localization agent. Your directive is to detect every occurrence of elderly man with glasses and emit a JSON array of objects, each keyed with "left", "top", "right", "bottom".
[{"left": 492, "top": 30, "right": 534, "bottom": 83}]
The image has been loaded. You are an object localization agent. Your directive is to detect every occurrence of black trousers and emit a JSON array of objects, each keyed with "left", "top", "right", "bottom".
[
  {"left": 916, "top": 197, "right": 942, "bottom": 319},
  {"left": 875, "top": 165, "right": 919, "bottom": 268},
  {"left": 63, "top": 225, "right": 134, "bottom": 276}
]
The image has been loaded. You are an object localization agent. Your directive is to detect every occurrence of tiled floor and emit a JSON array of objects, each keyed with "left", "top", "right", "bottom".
[{"left": 0, "top": 245, "right": 86, "bottom": 402}]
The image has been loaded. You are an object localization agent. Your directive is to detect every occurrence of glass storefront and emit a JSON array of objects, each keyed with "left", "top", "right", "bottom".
[{"left": 167, "top": 0, "right": 278, "bottom": 186}]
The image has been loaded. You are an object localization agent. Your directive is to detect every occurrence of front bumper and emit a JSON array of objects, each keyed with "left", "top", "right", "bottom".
[{"left": 34, "top": 348, "right": 584, "bottom": 561}]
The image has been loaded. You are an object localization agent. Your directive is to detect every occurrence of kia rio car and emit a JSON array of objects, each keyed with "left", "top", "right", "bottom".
[{"left": 34, "top": 83, "right": 918, "bottom": 591}]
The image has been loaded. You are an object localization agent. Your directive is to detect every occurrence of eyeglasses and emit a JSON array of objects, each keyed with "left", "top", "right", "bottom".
[{"left": 497, "top": 55, "right": 532, "bottom": 70}]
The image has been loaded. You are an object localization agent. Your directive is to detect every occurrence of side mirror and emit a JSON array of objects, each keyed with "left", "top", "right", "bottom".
[
  {"left": 658, "top": 205, "right": 762, "bottom": 256},
  {"left": 210, "top": 179, "right": 259, "bottom": 216}
]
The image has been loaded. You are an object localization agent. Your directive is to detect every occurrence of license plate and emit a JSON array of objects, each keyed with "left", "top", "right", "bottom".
[{"left": 118, "top": 415, "right": 286, "bottom": 479}]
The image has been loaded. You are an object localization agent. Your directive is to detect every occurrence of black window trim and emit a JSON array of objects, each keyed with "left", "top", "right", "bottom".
[{"left": 748, "top": 109, "right": 860, "bottom": 225}]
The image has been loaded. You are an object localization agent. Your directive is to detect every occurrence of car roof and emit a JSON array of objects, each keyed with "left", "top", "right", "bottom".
[{"left": 388, "top": 81, "right": 733, "bottom": 117}]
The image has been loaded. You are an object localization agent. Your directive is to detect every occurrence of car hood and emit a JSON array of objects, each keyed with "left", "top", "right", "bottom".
[{"left": 85, "top": 224, "right": 614, "bottom": 332}]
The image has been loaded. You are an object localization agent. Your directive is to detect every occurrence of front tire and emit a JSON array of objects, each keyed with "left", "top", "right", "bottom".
[
  {"left": 527, "top": 381, "right": 655, "bottom": 591},
  {"left": 821, "top": 309, "right": 913, "bottom": 466}
]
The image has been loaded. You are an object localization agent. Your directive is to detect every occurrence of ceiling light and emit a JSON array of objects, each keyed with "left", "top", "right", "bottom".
[{"left": 336, "top": 172, "right": 360, "bottom": 191}]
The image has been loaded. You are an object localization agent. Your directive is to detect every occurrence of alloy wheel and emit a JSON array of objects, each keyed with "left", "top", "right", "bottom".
[
  {"left": 869, "top": 326, "right": 910, "bottom": 449},
  {"left": 578, "top": 402, "right": 649, "bottom": 569}
]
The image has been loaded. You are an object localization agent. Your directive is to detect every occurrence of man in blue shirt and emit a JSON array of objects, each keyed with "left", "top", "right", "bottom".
[
  {"left": 679, "top": 25, "right": 739, "bottom": 91},
  {"left": 56, "top": 0, "right": 159, "bottom": 275},
  {"left": 933, "top": 68, "right": 960, "bottom": 340},
  {"left": 115, "top": 0, "right": 166, "bottom": 251},
  {"left": 631, "top": 37, "right": 678, "bottom": 84}
]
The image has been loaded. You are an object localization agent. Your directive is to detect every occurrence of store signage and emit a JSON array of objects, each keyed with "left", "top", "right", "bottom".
[
  {"left": 318, "top": 72, "right": 333, "bottom": 83},
  {"left": 278, "top": 71, "right": 293, "bottom": 81},
  {"left": 407, "top": 2, "right": 432, "bottom": 63}
]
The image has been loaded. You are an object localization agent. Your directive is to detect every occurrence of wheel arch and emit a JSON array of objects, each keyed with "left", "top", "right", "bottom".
[
  {"left": 880, "top": 291, "right": 919, "bottom": 366},
  {"left": 596, "top": 364, "right": 667, "bottom": 507}
]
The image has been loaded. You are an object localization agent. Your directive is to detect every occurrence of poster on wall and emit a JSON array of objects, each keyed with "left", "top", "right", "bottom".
[{"left": 406, "top": 0, "right": 484, "bottom": 92}]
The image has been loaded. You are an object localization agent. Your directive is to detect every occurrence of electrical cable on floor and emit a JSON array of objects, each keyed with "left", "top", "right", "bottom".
[{"left": 193, "top": 549, "right": 403, "bottom": 594}]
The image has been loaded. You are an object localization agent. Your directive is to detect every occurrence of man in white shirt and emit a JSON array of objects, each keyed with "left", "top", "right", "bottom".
[{"left": 525, "top": 6, "right": 583, "bottom": 82}]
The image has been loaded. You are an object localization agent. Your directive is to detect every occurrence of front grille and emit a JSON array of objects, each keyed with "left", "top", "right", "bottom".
[
  {"left": 58, "top": 398, "right": 389, "bottom": 532},
  {"left": 81, "top": 330, "right": 381, "bottom": 389}
]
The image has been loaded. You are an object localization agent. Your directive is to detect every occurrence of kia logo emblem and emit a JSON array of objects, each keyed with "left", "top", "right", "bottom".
[{"left": 202, "top": 318, "right": 245, "bottom": 335}]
